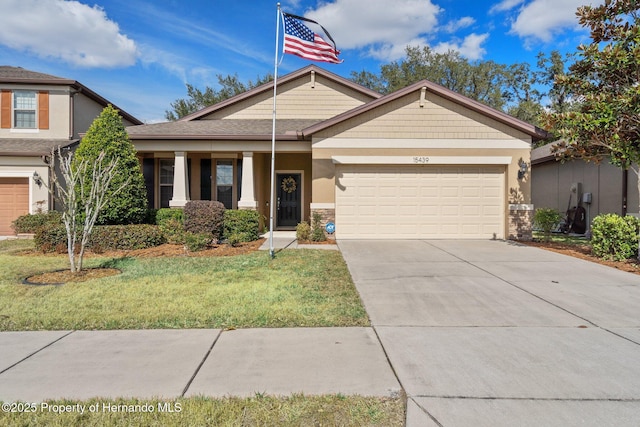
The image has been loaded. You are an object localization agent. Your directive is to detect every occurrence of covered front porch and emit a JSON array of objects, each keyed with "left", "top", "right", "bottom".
[{"left": 138, "top": 150, "right": 311, "bottom": 230}]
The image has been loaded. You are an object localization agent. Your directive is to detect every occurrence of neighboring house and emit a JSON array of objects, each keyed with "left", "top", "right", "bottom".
[
  {"left": 531, "top": 142, "right": 639, "bottom": 225},
  {"left": 128, "top": 65, "right": 547, "bottom": 240},
  {"left": 0, "top": 66, "right": 142, "bottom": 235}
]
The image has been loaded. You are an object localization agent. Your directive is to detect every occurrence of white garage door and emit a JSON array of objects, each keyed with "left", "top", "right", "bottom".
[
  {"left": 335, "top": 165, "right": 505, "bottom": 239},
  {"left": 0, "top": 178, "right": 29, "bottom": 235}
]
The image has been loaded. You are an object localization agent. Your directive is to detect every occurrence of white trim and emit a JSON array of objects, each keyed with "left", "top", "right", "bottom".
[
  {"left": 0, "top": 172, "right": 34, "bottom": 214},
  {"left": 509, "top": 204, "right": 534, "bottom": 211},
  {"left": 10, "top": 128, "right": 39, "bottom": 134},
  {"left": 275, "top": 169, "right": 304, "bottom": 229},
  {"left": 310, "top": 203, "right": 335, "bottom": 209},
  {"left": 314, "top": 138, "right": 531, "bottom": 149},
  {"left": 332, "top": 156, "right": 512, "bottom": 165}
]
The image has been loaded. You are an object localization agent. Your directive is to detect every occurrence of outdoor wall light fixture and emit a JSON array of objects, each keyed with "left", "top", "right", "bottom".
[
  {"left": 33, "top": 171, "right": 43, "bottom": 188},
  {"left": 518, "top": 161, "right": 528, "bottom": 180}
]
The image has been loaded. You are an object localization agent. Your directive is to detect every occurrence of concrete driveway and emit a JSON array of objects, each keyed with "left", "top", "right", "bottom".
[{"left": 339, "top": 240, "right": 640, "bottom": 427}]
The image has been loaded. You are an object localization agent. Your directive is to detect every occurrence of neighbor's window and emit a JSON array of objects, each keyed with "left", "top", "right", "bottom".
[
  {"left": 216, "top": 160, "right": 233, "bottom": 209},
  {"left": 159, "top": 159, "right": 174, "bottom": 208},
  {"left": 13, "top": 90, "right": 36, "bottom": 129}
]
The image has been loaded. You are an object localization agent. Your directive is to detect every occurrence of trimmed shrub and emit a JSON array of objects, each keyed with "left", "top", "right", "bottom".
[
  {"left": 310, "top": 212, "right": 326, "bottom": 242},
  {"left": 159, "top": 218, "right": 186, "bottom": 244},
  {"left": 34, "top": 225, "right": 68, "bottom": 253},
  {"left": 72, "top": 105, "right": 148, "bottom": 225},
  {"left": 89, "top": 224, "right": 166, "bottom": 252},
  {"left": 144, "top": 208, "right": 159, "bottom": 225},
  {"left": 591, "top": 214, "right": 640, "bottom": 261},
  {"left": 12, "top": 211, "right": 62, "bottom": 234},
  {"left": 533, "top": 208, "right": 562, "bottom": 242},
  {"left": 156, "top": 208, "right": 184, "bottom": 225},
  {"left": 296, "top": 221, "right": 311, "bottom": 242},
  {"left": 184, "top": 232, "right": 212, "bottom": 252},
  {"left": 184, "top": 201, "right": 225, "bottom": 240},
  {"left": 223, "top": 210, "right": 260, "bottom": 243}
]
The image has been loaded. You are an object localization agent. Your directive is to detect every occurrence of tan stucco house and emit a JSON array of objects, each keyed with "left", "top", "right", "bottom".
[
  {"left": 128, "top": 65, "right": 548, "bottom": 240},
  {"left": 0, "top": 66, "right": 141, "bottom": 235}
]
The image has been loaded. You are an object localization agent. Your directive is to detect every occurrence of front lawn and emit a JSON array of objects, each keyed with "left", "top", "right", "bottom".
[{"left": 0, "top": 240, "right": 368, "bottom": 330}]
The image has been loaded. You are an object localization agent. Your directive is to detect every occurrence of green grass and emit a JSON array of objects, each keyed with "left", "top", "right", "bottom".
[
  {"left": 0, "top": 240, "right": 369, "bottom": 331},
  {"left": 0, "top": 395, "right": 405, "bottom": 426}
]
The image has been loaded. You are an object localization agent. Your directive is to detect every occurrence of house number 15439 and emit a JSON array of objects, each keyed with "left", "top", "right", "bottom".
[{"left": 413, "top": 156, "right": 430, "bottom": 164}]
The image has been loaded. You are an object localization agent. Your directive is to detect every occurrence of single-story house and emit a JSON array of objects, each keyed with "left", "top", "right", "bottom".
[
  {"left": 531, "top": 141, "right": 639, "bottom": 223},
  {"left": 0, "top": 66, "right": 141, "bottom": 235},
  {"left": 128, "top": 65, "right": 547, "bottom": 240}
]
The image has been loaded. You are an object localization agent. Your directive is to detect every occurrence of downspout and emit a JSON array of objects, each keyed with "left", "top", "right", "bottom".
[
  {"left": 622, "top": 169, "right": 628, "bottom": 216},
  {"left": 69, "top": 87, "right": 81, "bottom": 140}
]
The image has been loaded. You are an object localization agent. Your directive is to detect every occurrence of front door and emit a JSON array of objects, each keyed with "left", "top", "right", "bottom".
[{"left": 276, "top": 173, "right": 301, "bottom": 228}]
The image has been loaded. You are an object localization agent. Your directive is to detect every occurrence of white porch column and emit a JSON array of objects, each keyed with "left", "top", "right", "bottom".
[
  {"left": 238, "top": 151, "right": 257, "bottom": 209},
  {"left": 169, "top": 151, "right": 190, "bottom": 208}
]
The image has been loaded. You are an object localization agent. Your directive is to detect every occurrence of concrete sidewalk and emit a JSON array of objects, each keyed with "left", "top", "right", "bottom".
[{"left": 0, "top": 328, "right": 400, "bottom": 402}]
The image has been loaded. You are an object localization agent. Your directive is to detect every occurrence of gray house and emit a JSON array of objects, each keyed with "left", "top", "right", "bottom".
[{"left": 531, "top": 141, "right": 639, "bottom": 227}]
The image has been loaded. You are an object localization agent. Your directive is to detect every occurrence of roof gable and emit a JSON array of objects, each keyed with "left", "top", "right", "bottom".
[
  {"left": 303, "top": 79, "right": 549, "bottom": 141},
  {"left": 180, "top": 65, "right": 381, "bottom": 122}
]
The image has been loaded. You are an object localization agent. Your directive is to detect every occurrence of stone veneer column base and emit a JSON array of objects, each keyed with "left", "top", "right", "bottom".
[
  {"left": 310, "top": 205, "right": 336, "bottom": 240},
  {"left": 508, "top": 204, "right": 534, "bottom": 241}
]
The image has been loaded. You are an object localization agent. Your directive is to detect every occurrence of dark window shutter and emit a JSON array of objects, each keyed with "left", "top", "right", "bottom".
[{"left": 142, "top": 158, "right": 155, "bottom": 208}]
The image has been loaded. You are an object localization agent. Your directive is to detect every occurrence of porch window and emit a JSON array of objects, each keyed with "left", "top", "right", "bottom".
[
  {"left": 13, "top": 91, "right": 36, "bottom": 129},
  {"left": 216, "top": 160, "right": 233, "bottom": 209},
  {"left": 159, "top": 159, "right": 173, "bottom": 208}
]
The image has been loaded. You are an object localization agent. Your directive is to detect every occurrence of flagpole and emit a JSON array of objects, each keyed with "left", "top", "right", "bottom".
[{"left": 269, "top": 3, "right": 281, "bottom": 259}]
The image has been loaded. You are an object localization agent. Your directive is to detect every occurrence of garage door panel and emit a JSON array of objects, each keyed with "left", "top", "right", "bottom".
[
  {"left": 335, "top": 165, "right": 504, "bottom": 239},
  {"left": 0, "top": 178, "right": 30, "bottom": 235}
]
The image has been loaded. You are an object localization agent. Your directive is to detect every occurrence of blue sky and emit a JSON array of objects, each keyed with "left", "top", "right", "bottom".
[{"left": 0, "top": 0, "right": 594, "bottom": 123}]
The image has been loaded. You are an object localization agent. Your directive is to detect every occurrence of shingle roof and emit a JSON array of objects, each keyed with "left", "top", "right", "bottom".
[
  {"left": 0, "top": 139, "right": 78, "bottom": 156},
  {"left": 127, "top": 119, "right": 321, "bottom": 140},
  {"left": 0, "top": 66, "right": 71, "bottom": 82}
]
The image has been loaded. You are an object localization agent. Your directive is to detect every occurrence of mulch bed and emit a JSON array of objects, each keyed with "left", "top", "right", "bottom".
[{"left": 525, "top": 240, "right": 640, "bottom": 275}]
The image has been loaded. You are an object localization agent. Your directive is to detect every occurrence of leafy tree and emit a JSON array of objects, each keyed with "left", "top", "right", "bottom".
[
  {"left": 543, "top": 0, "right": 640, "bottom": 257},
  {"left": 350, "top": 45, "right": 552, "bottom": 125},
  {"left": 73, "top": 105, "right": 148, "bottom": 225},
  {"left": 536, "top": 50, "right": 576, "bottom": 115},
  {"left": 165, "top": 73, "right": 273, "bottom": 120}
]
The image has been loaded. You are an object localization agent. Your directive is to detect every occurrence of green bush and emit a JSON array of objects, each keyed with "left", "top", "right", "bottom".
[
  {"left": 223, "top": 210, "right": 260, "bottom": 243},
  {"left": 533, "top": 208, "right": 562, "bottom": 241},
  {"left": 184, "top": 232, "right": 212, "bottom": 252},
  {"left": 34, "top": 225, "right": 68, "bottom": 253},
  {"left": 89, "top": 224, "right": 166, "bottom": 252},
  {"left": 591, "top": 214, "right": 640, "bottom": 261},
  {"left": 184, "top": 201, "right": 225, "bottom": 240},
  {"left": 72, "top": 105, "right": 148, "bottom": 225},
  {"left": 12, "top": 211, "right": 62, "bottom": 233},
  {"left": 310, "top": 212, "right": 326, "bottom": 242},
  {"left": 296, "top": 221, "right": 311, "bottom": 241},
  {"left": 156, "top": 208, "right": 184, "bottom": 225},
  {"left": 158, "top": 218, "right": 186, "bottom": 245}
]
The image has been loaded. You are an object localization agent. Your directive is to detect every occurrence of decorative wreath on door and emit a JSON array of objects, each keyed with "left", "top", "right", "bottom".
[{"left": 281, "top": 176, "right": 297, "bottom": 194}]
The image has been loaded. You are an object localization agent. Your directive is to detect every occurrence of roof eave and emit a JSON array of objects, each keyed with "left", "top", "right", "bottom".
[
  {"left": 302, "top": 79, "right": 551, "bottom": 141},
  {"left": 127, "top": 133, "right": 304, "bottom": 141}
]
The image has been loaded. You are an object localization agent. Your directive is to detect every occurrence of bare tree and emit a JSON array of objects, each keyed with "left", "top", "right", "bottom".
[{"left": 40, "top": 147, "right": 130, "bottom": 272}]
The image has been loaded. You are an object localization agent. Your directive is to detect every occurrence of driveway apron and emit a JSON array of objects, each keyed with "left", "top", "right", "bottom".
[{"left": 339, "top": 239, "right": 640, "bottom": 427}]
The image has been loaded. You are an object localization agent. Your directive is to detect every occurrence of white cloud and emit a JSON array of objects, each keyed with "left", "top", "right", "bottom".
[
  {"left": 508, "top": 0, "right": 587, "bottom": 43},
  {"left": 0, "top": 0, "right": 137, "bottom": 67},
  {"left": 433, "top": 33, "right": 489, "bottom": 61},
  {"left": 490, "top": 0, "right": 525, "bottom": 14},
  {"left": 443, "top": 17, "right": 476, "bottom": 34},
  {"left": 305, "top": 0, "right": 441, "bottom": 61}
]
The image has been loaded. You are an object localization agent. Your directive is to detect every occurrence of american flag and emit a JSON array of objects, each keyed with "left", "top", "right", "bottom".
[{"left": 282, "top": 13, "right": 342, "bottom": 64}]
